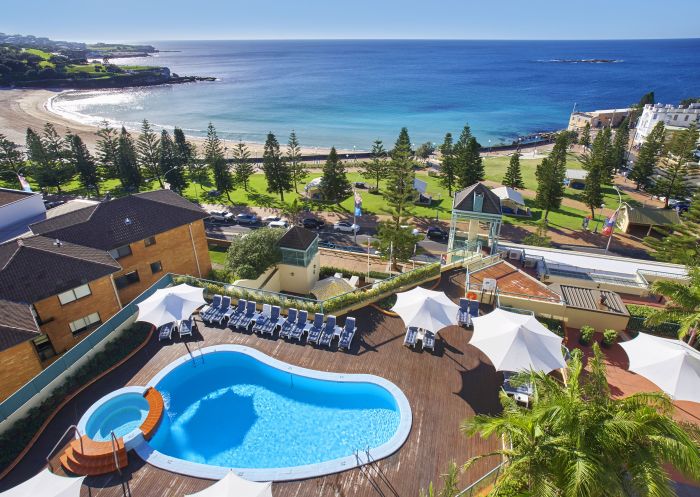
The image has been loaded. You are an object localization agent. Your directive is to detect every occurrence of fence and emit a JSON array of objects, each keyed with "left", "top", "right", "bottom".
[
  {"left": 626, "top": 316, "right": 681, "bottom": 338},
  {"left": 456, "top": 463, "right": 504, "bottom": 497},
  {"left": 0, "top": 273, "right": 173, "bottom": 423}
]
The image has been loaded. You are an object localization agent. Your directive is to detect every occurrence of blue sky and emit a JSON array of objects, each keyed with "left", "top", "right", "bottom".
[{"left": 2, "top": 0, "right": 699, "bottom": 42}]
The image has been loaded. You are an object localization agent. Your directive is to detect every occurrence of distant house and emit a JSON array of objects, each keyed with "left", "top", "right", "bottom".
[
  {"left": 617, "top": 204, "right": 680, "bottom": 237},
  {"left": 568, "top": 108, "right": 631, "bottom": 131},
  {"left": 491, "top": 186, "right": 529, "bottom": 216},
  {"left": 565, "top": 169, "right": 588, "bottom": 189}
]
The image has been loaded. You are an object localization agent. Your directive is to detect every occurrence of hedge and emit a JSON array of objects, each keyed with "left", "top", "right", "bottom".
[
  {"left": 0, "top": 322, "right": 152, "bottom": 472},
  {"left": 319, "top": 266, "right": 390, "bottom": 280},
  {"left": 625, "top": 304, "right": 681, "bottom": 338}
]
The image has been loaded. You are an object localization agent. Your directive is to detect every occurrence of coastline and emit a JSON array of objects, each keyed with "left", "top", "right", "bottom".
[{"left": 0, "top": 88, "right": 351, "bottom": 156}]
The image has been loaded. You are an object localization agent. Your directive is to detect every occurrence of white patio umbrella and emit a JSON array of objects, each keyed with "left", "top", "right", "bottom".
[
  {"left": 470, "top": 308, "right": 566, "bottom": 373},
  {"left": 620, "top": 333, "right": 700, "bottom": 403},
  {"left": 390, "top": 286, "right": 460, "bottom": 334},
  {"left": 184, "top": 471, "right": 272, "bottom": 497},
  {"left": 136, "top": 283, "right": 205, "bottom": 328},
  {"left": 0, "top": 469, "right": 85, "bottom": 497}
]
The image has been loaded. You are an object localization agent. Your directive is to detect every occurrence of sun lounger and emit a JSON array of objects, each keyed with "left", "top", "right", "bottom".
[
  {"left": 207, "top": 295, "right": 231, "bottom": 325},
  {"left": 252, "top": 304, "right": 271, "bottom": 334},
  {"left": 236, "top": 301, "right": 259, "bottom": 330},
  {"left": 278, "top": 308, "right": 298, "bottom": 339},
  {"left": 319, "top": 315, "right": 337, "bottom": 348},
  {"left": 290, "top": 310, "right": 309, "bottom": 341},
  {"left": 403, "top": 326, "right": 418, "bottom": 347},
  {"left": 254, "top": 305, "right": 281, "bottom": 335},
  {"left": 199, "top": 294, "right": 222, "bottom": 323},
  {"left": 468, "top": 300, "right": 479, "bottom": 321},
  {"left": 338, "top": 317, "right": 356, "bottom": 350},
  {"left": 422, "top": 330, "right": 435, "bottom": 351},
  {"left": 458, "top": 298, "right": 470, "bottom": 326},
  {"left": 221, "top": 298, "right": 244, "bottom": 325},
  {"left": 158, "top": 322, "right": 175, "bottom": 341},
  {"left": 178, "top": 317, "right": 194, "bottom": 338},
  {"left": 305, "top": 313, "right": 324, "bottom": 344}
]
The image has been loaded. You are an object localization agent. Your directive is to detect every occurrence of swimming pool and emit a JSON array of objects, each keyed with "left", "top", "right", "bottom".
[
  {"left": 138, "top": 345, "right": 411, "bottom": 480},
  {"left": 78, "top": 387, "right": 150, "bottom": 443}
]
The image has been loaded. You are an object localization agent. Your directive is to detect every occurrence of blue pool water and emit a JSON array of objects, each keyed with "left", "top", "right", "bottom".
[
  {"left": 85, "top": 393, "right": 149, "bottom": 442},
  {"left": 148, "top": 351, "right": 402, "bottom": 469}
]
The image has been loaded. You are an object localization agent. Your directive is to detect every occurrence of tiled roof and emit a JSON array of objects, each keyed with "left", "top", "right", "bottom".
[
  {"left": 0, "top": 236, "right": 120, "bottom": 303},
  {"left": 453, "top": 183, "right": 502, "bottom": 215},
  {"left": 0, "top": 188, "right": 36, "bottom": 208},
  {"left": 0, "top": 298, "right": 41, "bottom": 351},
  {"left": 30, "top": 189, "right": 208, "bottom": 251},
  {"left": 278, "top": 226, "right": 318, "bottom": 251}
]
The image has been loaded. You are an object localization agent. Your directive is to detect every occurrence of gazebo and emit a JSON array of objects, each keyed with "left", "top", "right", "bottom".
[{"left": 448, "top": 183, "right": 502, "bottom": 253}]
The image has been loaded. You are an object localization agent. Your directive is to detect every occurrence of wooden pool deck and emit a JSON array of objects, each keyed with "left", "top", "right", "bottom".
[{"left": 0, "top": 270, "right": 504, "bottom": 497}]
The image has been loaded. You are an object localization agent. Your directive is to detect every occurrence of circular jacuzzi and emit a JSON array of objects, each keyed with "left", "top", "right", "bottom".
[{"left": 78, "top": 386, "right": 150, "bottom": 448}]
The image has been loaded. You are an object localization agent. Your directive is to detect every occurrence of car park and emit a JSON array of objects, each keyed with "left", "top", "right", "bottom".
[{"left": 333, "top": 221, "right": 360, "bottom": 233}]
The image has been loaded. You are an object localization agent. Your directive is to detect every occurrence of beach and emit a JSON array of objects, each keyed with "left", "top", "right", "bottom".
[{"left": 0, "top": 88, "right": 345, "bottom": 156}]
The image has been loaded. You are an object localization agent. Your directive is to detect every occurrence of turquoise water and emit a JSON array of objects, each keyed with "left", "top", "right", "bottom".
[
  {"left": 50, "top": 39, "right": 700, "bottom": 148},
  {"left": 85, "top": 393, "right": 149, "bottom": 442},
  {"left": 148, "top": 351, "right": 401, "bottom": 469}
]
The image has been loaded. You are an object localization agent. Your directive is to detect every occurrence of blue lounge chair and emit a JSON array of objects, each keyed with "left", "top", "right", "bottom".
[
  {"left": 338, "top": 317, "right": 356, "bottom": 350},
  {"left": 278, "top": 308, "right": 298, "bottom": 339},
  {"left": 252, "top": 304, "right": 271, "bottom": 334},
  {"left": 236, "top": 301, "right": 259, "bottom": 330},
  {"left": 458, "top": 298, "right": 470, "bottom": 326},
  {"left": 221, "top": 298, "right": 245, "bottom": 325},
  {"left": 404, "top": 326, "right": 418, "bottom": 347},
  {"left": 305, "top": 313, "right": 324, "bottom": 344},
  {"left": 422, "top": 331, "right": 436, "bottom": 352},
  {"left": 178, "top": 317, "right": 194, "bottom": 338},
  {"left": 468, "top": 300, "right": 480, "bottom": 323},
  {"left": 208, "top": 295, "right": 231, "bottom": 325},
  {"left": 290, "top": 310, "right": 309, "bottom": 341},
  {"left": 255, "top": 305, "right": 280, "bottom": 335},
  {"left": 199, "top": 294, "right": 222, "bottom": 323},
  {"left": 158, "top": 322, "right": 175, "bottom": 341},
  {"left": 319, "top": 315, "right": 337, "bottom": 348}
]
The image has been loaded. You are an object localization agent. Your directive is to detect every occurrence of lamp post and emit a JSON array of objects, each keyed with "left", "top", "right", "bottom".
[{"left": 605, "top": 186, "right": 623, "bottom": 254}]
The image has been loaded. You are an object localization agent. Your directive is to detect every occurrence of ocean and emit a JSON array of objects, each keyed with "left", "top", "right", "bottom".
[{"left": 49, "top": 39, "right": 700, "bottom": 149}]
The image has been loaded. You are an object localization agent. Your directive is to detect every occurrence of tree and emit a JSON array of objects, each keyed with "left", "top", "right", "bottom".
[
  {"left": 415, "top": 141, "right": 435, "bottom": 160},
  {"left": 286, "top": 131, "right": 306, "bottom": 192},
  {"left": 225, "top": 227, "right": 284, "bottom": 279},
  {"left": 136, "top": 119, "right": 162, "bottom": 187},
  {"left": 25, "top": 124, "right": 73, "bottom": 193},
  {"left": 679, "top": 97, "right": 700, "bottom": 108},
  {"left": 629, "top": 121, "right": 665, "bottom": 191},
  {"left": 580, "top": 128, "right": 611, "bottom": 217},
  {"left": 282, "top": 198, "right": 305, "bottom": 225},
  {"left": 419, "top": 462, "right": 460, "bottom": 497},
  {"left": 67, "top": 133, "right": 100, "bottom": 195},
  {"left": 262, "top": 132, "right": 293, "bottom": 201},
  {"left": 579, "top": 122, "right": 591, "bottom": 149},
  {"left": 232, "top": 141, "right": 253, "bottom": 191},
  {"left": 462, "top": 345, "right": 700, "bottom": 497},
  {"left": 0, "top": 133, "right": 24, "bottom": 178},
  {"left": 319, "top": 147, "right": 351, "bottom": 203},
  {"left": 117, "top": 126, "right": 142, "bottom": 189},
  {"left": 453, "top": 124, "right": 484, "bottom": 188},
  {"left": 646, "top": 191, "right": 700, "bottom": 266},
  {"left": 610, "top": 117, "right": 630, "bottom": 173},
  {"left": 653, "top": 124, "right": 699, "bottom": 208},
  {"left": 203, "top": 123, "right": 233, "bottom": 201},
  {"left": 502, "top": 152, "right": 524, "bottom": 189},
  {"left": 95, "top": 120, "right": 120, "bottom": 179},
  {"left": 159, "top": 130, "right": 187, "bottom": 192},
  {"left": 438, "top": 133, "right": 457, "bottom": 197},
  {"left": 645, "top": 267, "right": 700, "bottom": 345},
  {"left": 168, "top": 128, "right": 191, "bottom": 192},
  {"left": 535, "top": 158, "right": 565, "bottom": 222},
  {"left": 361, "top": 139, "right": 387, "bottom": 190},
  {"left": 629, "top": 91, "right": 656, "bottom": 125}
]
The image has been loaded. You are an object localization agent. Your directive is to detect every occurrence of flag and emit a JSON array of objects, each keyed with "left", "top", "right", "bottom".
[
  {"left": 602, "top": 213, "right": 616, "bottom": 237},
  {"left": 354, "top": 190, "right": 362, "bottom": 217},
  {"left": 17, "top": 174, "right": 32, "bottom": 192}
]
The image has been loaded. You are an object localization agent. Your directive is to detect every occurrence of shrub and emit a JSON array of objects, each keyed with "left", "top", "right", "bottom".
[
  {"left": 602, "top": 329, "right": 618, "bottom": 348},
  {"left": 579, "top": 325, "right": 595, "bottom": 346},
  {"left": 226, "top": 227, "right": 284, "bottom": 280},
  {"left": 540, "top": 317, "right": 565, "bottom": 337},
  {"left": 319, "top": 266, "right": 389, "bottom": 280}
]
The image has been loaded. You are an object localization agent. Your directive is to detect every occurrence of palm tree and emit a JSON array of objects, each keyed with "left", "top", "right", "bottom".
[
  {"left": 646, "top": 267, "right": 700, "bottom": 345},
  {"left": 461, "top": 345, "right": 700, "bottom": 497}
]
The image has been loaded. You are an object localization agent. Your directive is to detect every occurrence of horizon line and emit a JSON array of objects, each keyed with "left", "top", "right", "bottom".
[{"left": 133, "top": 36, "right": 700, "bottom": 43}]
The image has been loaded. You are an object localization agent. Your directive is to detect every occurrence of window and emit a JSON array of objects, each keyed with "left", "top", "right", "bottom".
[
  {"left": 69, "top": 313, "right": 101, "bottom": 335},
  {"left": 150, "top": 261, "right": 163, "bottom": 274},
  {"left": 114, "top": 270, "right": 140, "bottom": 289},
  {"left": 144, "top": 236, "right": 156, "bottom": 247},
  {"left": 32, "top": 334, "right": 56, "bottom": 361},
  {"left": 674, "top": 115, "right": 678, "bottom": 121},
  {"left": 57, "top": 284, "right": 91, "bottom": 305},
  {"left": 686, "top": 115, "right": 690, "bottom": 121},
  {"left": 109, "top": 245, "right": 132, "bottom": 259}
]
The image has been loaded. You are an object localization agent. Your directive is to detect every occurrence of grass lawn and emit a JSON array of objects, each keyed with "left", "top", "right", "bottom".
[
  {"left": 208, "top": 246, "right": 228, "bottom": 266},
  {"left": 23, "top": 48, "right": 52, "bottom": 60}
]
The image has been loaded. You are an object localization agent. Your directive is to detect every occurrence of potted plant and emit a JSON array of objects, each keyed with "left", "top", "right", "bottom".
[
  {"left": 579, "top": 325, "right": 595, "bottom": 346},
  {"left": 602, "top": 329, "right": 618, "bottom": 348}
]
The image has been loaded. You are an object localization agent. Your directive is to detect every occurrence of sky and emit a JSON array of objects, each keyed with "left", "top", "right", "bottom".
[{"left": 2, "top": 0, "right": 699, "bottom": 42}]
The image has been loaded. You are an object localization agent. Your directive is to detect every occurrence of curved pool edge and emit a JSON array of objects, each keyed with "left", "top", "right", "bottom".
[
  {"left": 77, "top": 386, "right": 147, "bottom": 450},
  {"left": 138, "top": 344, "right": 413, "bottom": 481}
]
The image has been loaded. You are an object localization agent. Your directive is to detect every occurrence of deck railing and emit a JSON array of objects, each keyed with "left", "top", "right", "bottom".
[{"left": 456, "top": 463, "right": 504, "bottom": 497}]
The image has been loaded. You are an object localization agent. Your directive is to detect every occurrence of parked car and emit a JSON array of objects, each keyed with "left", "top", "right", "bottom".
[
  {"left": 354, "top": 181, "right": 368, "bottom": 189},
  {"left": 208, "top": 210, "right": 234, "bottom": 223},
  {"left": 426, "top": 226, "right": 448, "bottom": 241},
  {"left": 333, "top": 221, "right": 360, "bottom": 233},
  {"left": 302, "top": 218, "right": 325, "bottom": 230},
  {"left": 263, "top": 216, "right": 281, "bottom": 222},
  {"left": 236, "top": 213, "right": 260, "bottom": 225},
  {"left": 268, "top": 219, "right": 289, "bottom": 228}
]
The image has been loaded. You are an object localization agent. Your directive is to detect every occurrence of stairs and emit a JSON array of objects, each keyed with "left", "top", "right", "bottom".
[
  {"left": 60, "top": 435, "right": 128, "bottom": 476},
  {"left": 140, "top": 387, "right": 164, "bottom": 440}
]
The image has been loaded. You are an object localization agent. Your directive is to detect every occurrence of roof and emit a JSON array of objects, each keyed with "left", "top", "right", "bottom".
[
  {"left": 0, "top": 236, "right": 121, "bottom": 303},
  {"left": 30, "top": 189, "right": 208, "bottom": 251},
  {"left": 566, "top": 169, "right": 588, "bottom": 180},
  {"left": 0, "top": 298, "right": 41, "bottom": 351},
  {"left": 0, "top": 188, "right": 36, "bottom": 208},
  {"left": 623, "top": 205, "right": 681, "bottom": 226},
  {"left": 551, "top": 283, "right": 628, "bottom": 315},
  {"left": 278, "top": 226, "right": 318, "bottom": 251},
  {"left": 310, "top": 276, "right": 354, "bottom": 300},
  {"left": 453, "top": 183, "right": 502, "bottom": 215},
  {"left": 45, "top": 199, "right": 99, "bottom": 219},
  {"left": 491, "top": 186, "right": 525, "bottom": 206}
]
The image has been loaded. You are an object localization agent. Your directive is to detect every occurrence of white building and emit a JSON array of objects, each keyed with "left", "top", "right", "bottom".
[{"left": 634, "top": 103, "right": 700, "bottom": 145}]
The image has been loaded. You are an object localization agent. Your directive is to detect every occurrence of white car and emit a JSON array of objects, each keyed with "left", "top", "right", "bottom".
[
  {"left": 333, "top": 221, "right": 360, "bottom": 233},
  {"left": 209, "top": 210, "right": 234, "bottom": 223},
  {"left": 268, "top": 219, "right": 289, "bottom": 228}
]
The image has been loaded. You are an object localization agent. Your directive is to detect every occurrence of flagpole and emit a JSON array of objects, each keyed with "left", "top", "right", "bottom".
[{"left": 604, "top": 186, "right": 623, "bottom": 254}]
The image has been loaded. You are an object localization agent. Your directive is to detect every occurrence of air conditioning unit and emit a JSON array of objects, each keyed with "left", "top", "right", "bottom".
[{"left": 482, "top": 278, "right": 497, "bottom": 292}]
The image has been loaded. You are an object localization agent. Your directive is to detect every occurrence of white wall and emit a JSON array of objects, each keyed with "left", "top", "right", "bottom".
[{"left": 635, "top": 103, "right": 700, "bottom": 144}]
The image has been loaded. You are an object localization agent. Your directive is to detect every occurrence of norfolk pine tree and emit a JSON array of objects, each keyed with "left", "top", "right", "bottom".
[
  {"left": 286, "top": 131, "right": 306, "bottom": 192},
  {"left": 262, "top": 132, "right": 293, "bottom": 201},
  {"left": 67, "top": 133, "right": 100, "bottom": 195},
  {"left": 96, "top": 120, "right": 120, "bottom": 180},
  {"left": 610, "top": 117, "right": 630, "bottom": 172},
  {"left": 502, "top": 152, "right": 525, "bottom": 189},
  {"left": 580, "top": 129, "right": 609, "bottom": 217},
  {"left": 159, "top": 130, "right": 188, "bottom": 193},
  {"left": 0, "top": 133, "right": 24, "bottom": 177},
  {"left": 25, "top": 124, "right": 74, "bottom": 193},
  {"left": 361, "top": 139, "right": 387, "bottom": 190},
  {"left": 579, "top": 122, "right": 591, "bottom": 148},
  {"left": 319, "top": 147, "right": 351, "bottom": 203},
  {"left": 439, "top": 132, "right": 457, "bottom": 196},
  {"left": 453, "top": 124, "right": 484, "bottom": 188},
  {"left": 117, "top": 126, "right": 142, "bottom": 189},
  {"left": 654, "top": 124, "right": 699, "bottom": 208},
  {"left": 232, "top": 142, "right": 254, "bottom": 191},
  {"left": 136, "top": 119, "right": 162, "bottom": 187},
  {"left": 203, "top": 123, "right": 234, "bottom": 201},
  {"left": 535, "top": 133, "right": 569, "bottom": 221},
  {"left": 629, "top": 121, "right": 665, "bottom": 190}
]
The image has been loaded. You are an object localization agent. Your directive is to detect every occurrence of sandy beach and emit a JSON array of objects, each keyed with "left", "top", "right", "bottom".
[{"left": 0, "top": 88, "right": 348, "bottom": 157}]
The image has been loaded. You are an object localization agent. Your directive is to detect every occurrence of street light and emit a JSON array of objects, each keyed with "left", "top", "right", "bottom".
[{"left": 605, "top": 186, "right": 623, "bottom": 254}]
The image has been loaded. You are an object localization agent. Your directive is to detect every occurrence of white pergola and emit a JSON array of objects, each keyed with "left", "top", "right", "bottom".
[
  {"left": 185, "top": 471, "right": 273, "bottom": 497},
  {"left": 0, "top": 469, "right": 85, "bottom": 497},
  {"left": 391, "top": 286, "right": 460, "bottom": 334},
  {"left": 136, "top": 283, "right": 205, "bottom": 327}
]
